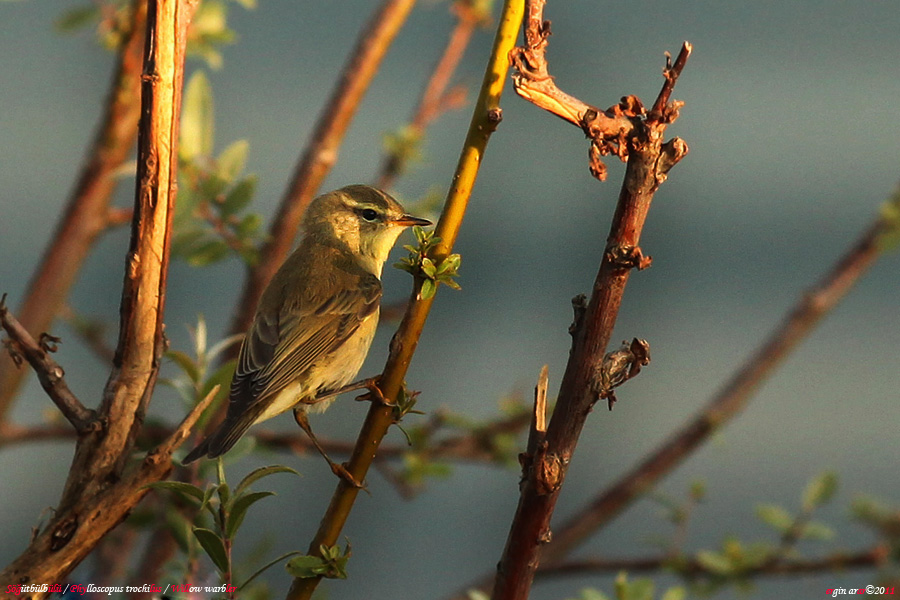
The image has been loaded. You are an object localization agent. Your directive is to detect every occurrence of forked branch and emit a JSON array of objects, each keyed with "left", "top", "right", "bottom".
[{"left": 490, "top": 1, "right": 690, "bottom": 598}]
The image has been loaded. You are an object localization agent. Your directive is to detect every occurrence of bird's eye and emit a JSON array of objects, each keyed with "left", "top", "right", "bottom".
[{"left": 360, "top": 208, "right": 379, "bottom": 222}]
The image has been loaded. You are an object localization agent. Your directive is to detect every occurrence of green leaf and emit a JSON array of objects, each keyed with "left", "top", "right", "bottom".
[
  {"left": 226, "top": 491, "right": 275, "bottom": 539},
  {"left": 234, "top": 464, "right": 301, "bottom": 498},
  {"left": 660, "top": 588, "right": 687, "bottom": 600},
  {"left": 421, "top": 257, "right": 437, "bottom": 278},
  {"left": 466, "top": 592, "right": 490, "bottom": 600},
  {"left": 181, "top": 71, "right": 215, "bottom": 160},
  {"left": 144, "top": 480, "right": 205, "bottom": 503},
  {"left": 236, "top": 212, "right": 262, "bottom": 237},
  {"left": 172, "top": 229, "right": 210, "bottom": 258},
  {"left": 221, "top": 175, "right": 257, "bottom": 216},
  {"left": 802, "top": 471, "right": 838, "bottom": 511},
  {"left": 186, "top": 239, "right": 230, "bottom": 266},
  {"left": 217, "top": 482, "right": 231, "bottom": 512},
  {"left": 216, "top": 140, "right": 249, "bottom": 183},
  {"left": 166, "top": 350, "right": 201, "bottom": 384},
  {"left": 165, "top": 511, "right": 193, "bottom": 553},
  {"left": 876, "top": 189, "right": 900, "bottom": 251},
  {"left": 756, "top": 503, "right": 793, "bottom": 532},
  {"left": 193, "top": 527, "right": 229, "bottom": 573},
  {"left": 55, "top": 6, "right": 98, "bottom": 32},
  {"left": 696, "top": 550, "right": 734, "bottom": 575},
  {"left": 625, "top": 578, "right": 654, "bottom": 600},
  {"left": 799, "top": 520, "right": 835, "bottom": 541},
  {"left": 232, "top": 0, "right": 257, "bottom": 9},
  {"left": 420, "top": 278, "right": 436, "bottom": 300},
  {"left": 285, "top": 555, "right": 326, "bottom": 579}
]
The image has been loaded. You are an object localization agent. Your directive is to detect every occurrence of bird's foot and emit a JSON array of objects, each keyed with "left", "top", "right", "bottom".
[{"left": 354, "top": 376, "right": 396, "bottom": 407}]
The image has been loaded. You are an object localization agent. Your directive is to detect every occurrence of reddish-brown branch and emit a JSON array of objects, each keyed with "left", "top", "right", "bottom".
[
  {"left": 539, "top": 212, "right": 891, "bottom": 566},
  {"left": 375, "top": 0, "right": 484, "bottom": 190},
  {"left": 0, "top": 0, "right": 199, "bottom": 588},
  {"left": 228, "top": 0, "right": 418, "bottom": 343},
  {"left": 490, "top": 2, "right": 690, "bottom": 598},
  {"left": 0, "top": 0, "right": 147, "bottom": 423},
  {"left": 0, "top": 296, "right": 96, "bottom": 432}
]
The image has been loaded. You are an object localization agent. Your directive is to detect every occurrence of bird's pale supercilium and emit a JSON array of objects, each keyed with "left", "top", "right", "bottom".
[{"left": 183, "top": 185, "right": 432, "bottom": 465}]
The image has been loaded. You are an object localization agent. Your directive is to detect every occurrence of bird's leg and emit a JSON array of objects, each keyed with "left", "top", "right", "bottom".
[
  {"left": 307, "top": 376, "right": 395, "bottom": 407},
  {"left": 292, "top": 408, "right": 364, "bottom": 489},
  {"left": 352, "top": 376, "right": 395, "bottom": 407}
]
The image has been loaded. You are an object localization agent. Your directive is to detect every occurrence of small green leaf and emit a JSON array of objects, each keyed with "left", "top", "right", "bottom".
[
  {"left": 625, "top": 578, "right": 654, "bottom": 600},
  {"left": 690, "top": 479, "right": 707, "bottom": 501},
  {"left": 421, "top": 257, "right": 437, "bottom": 278},
  {"left": 466, "top": 592, "right": 491, "bottom": 600},
  {"left": 181, "top": 71, "right": 215, "bottom": 160},
  {"left": 186, "top": 239, "right": 230, "bottom": 266},
  {"left": 695, "top": 550, "right": 734, "bottom": 575},
  {"left": 193, "top": 527, "right": 229, "bottom": 573},
  {"left": 234, "top": 464, "right": 301, "bottom": 498},
  {"left": 799, "top": 520, "right": 835, "bottom": 541},
  {"left": 756, "top": 503, "right": 793, "bottom": 532},
  {"left": 171, "top": 228, "right": 209, "bottom": 259},
  {"left": 217, "top": 482, "right": 231, "bottom": 512},
  {"left": 236, "top": 212, "right": 262, "bottom": 236},
  {"left": 167, "top": 350, "right": 201, "bottom": 384},
  {"left": 221, "top": 175, "right": 257, "bottom": 216},
  {"left": 165, "top": 511, "right": 193, "bottom": 553},
  {"left": 876, "top": 190, "right": 900, "bottom": 251},
  {"left": 802, "top": 471, "right": 838, "bottom": 511},
  {"left": 285, "top": 555, "right": 326, "bottom": 579},
  {"left": 420, "top": 278, "right": 436, "bottom": 300},
  {"left": 216, "top": 140, "right": 249, "bottom": 182},
  {"left": 55, "top": 6, "right": 98, "bottom": 32},
  {"left": 661, "top": 587, "right": 687, "bottom": 600},
  {"left": 226, "top": 491, "right": 275, "bottom": 539},
  {"left": 144, "top": 480, "right": 205, "bottom": 503}
]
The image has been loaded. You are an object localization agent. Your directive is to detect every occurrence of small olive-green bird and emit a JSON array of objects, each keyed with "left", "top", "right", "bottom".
[{"left": 183, "top": 185, "right": 431, "bottom": 466}]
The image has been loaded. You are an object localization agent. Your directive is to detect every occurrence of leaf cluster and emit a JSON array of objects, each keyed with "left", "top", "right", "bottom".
[
  {"left": 394, "top": 226, "right": 461, "bottom": 300},
  {"left": 285, "top": 542, "right": 353, "bottom": 581},
  {"left": 163, "top": 316, "right": 239, "bottom": 432},
  {"left": 148, "top": 463, "right": 300, "bottom": 590},
  {"left": 174, "top": 72, "right": 265, "bottom": 267}
]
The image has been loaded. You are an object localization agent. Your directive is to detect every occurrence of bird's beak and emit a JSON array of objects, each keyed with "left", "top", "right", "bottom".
[{"left": 391, "top": 214, "right": 432, "bottom": 227}]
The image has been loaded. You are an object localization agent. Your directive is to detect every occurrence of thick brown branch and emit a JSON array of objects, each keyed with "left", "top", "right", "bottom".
[
  {"left": 229, "top": 0, "right": 418, "bottom": 343},
  {"left": 490, "top": 2, "right": 690, "bottom": 598},
  {"left": 539, "top": 211, "right": 891, "bottom": 565},
  {"left": 0, "top": 295, "right": 96, "bottom": 432},
  {"left": 0, "top": 0, "right": 147, "bottom": 422},
  {"left": 0, "top": 1, "right": 197, "bottom": 590}
]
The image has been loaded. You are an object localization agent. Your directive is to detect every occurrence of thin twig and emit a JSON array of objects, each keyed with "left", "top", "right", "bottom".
[
  {"left": 0, "top": 295, "right": 97, "bottom": 432},
  {"left": 375, "top": 0, "right": 486, "bottom": 189},
  {"left": 535, "top": 544, "right": 890, "bottom": 579},
  {"left": 285, "top": 1, "right": 526, "bottom": 598},
  {"left": 228, "top": 0, "right": 419, "bottom": 344},
  {"left": 0, "top": 0, "right": 147, "bottom": 423}
]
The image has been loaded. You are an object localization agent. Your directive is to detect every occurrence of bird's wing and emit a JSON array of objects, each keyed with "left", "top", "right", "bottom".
[{"left": 203, "top": 273, "right": 382, "bottom": 457}]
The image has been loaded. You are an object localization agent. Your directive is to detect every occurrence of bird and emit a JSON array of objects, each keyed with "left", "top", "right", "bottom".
[{"left": 183, "top": 185, "right": 432, "bottom": 480}]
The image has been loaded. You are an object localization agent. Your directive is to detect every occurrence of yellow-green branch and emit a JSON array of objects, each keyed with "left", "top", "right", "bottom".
[{"left": 285, "top": 1, "right": 526, "bottom": 598}]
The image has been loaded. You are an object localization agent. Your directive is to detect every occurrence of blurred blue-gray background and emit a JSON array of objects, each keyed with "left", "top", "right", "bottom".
[{"left": 1, "top": 1, "right": 898, "bottom": 599}]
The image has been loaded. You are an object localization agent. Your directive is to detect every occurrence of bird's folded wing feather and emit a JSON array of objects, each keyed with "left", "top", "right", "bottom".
[{"left": 232, "top": 273, "right": 382, "bottom": 415}]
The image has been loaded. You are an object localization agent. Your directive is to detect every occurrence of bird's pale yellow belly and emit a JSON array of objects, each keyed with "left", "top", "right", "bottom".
[{"left": 255, "top": 310, "right": 379, "bottom": 423}]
